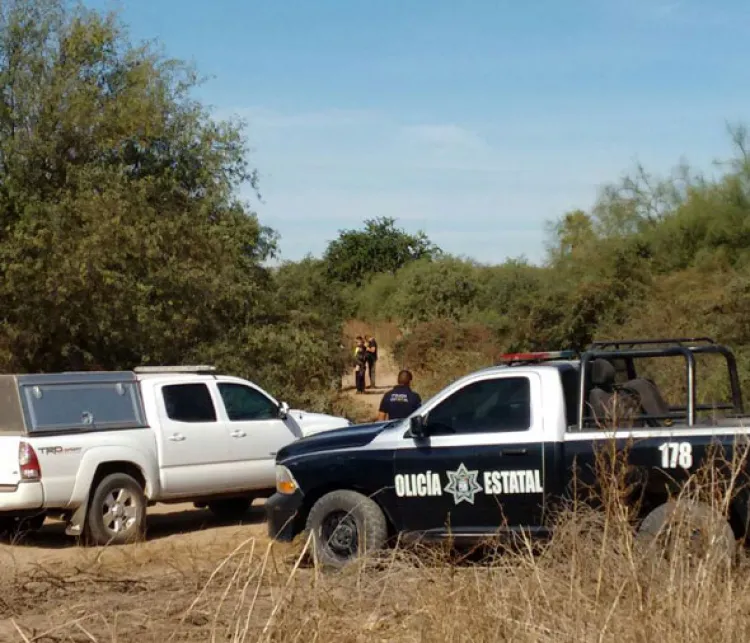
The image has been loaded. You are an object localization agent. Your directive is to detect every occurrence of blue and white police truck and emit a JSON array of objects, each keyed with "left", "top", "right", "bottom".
[{"left": 266, "top": 337, "right": 750, "bottom": 567}]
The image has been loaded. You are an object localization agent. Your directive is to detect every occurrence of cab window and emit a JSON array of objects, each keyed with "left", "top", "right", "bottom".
[
  {"left": 217, "top": 383, "right": 278, "bottom": 421},
  {"left": 426, "top": 376, "right": 531, "bottom": 435},
  {"left": 162, "top": 383, "right": 217, "bottom": 423}
]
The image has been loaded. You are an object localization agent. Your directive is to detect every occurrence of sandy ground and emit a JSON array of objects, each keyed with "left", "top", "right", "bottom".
[
  {"left": 0, "top": 500, "right": 286, "bottom": 641},
  {"left": 0, "top": 500, "right": 268, "bottom": 571}
]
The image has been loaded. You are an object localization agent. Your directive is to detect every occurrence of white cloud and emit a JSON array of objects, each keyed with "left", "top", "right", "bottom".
[
  {"left": 402, "top": 124, "right": 489, "bottom": 151},
  {"left": 650, "top": 1, "right": 684, "bottom": 17},
  {"left": 603, "top": 0, "right": 746, "bottom": 27},
  {"left": 215, "top": 106, "right": 379, "bottom": 130}
]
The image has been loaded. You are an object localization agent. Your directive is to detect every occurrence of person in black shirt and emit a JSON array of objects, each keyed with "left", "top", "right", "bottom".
[
  {"left": 377, "top": 370, "right": 422, "bottom": 420},
  {"left": 364, "top": 334, "right": 378, "bottom": 388},
  {"left": 353, "top": 337, "right": 367, "bottom": 394}
]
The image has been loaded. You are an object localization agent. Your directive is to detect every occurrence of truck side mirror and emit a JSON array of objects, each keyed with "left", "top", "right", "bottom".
[
  {"left": 410, "top": 414, "right": 429, "bottom": 439},
  {"left": 278, "top": 401, "right": 290, "bottom": 420}
]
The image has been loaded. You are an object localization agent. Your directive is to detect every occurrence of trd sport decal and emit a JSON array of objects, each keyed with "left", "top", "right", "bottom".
[{"left": 394, "top": 462, "right": 543, "bottom": 505}]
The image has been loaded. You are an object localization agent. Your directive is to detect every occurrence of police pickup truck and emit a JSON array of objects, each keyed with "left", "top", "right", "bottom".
[{"left": 266, "top": 337, "right": 750, "bottom": 567}]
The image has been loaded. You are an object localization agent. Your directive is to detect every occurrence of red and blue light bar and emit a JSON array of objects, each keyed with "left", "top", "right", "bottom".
[{"left": 497, "top": 350, "right": 577, "bottom": 364}]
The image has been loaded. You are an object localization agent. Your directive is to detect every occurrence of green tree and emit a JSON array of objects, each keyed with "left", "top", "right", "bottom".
[
  {"left": 0, "top": 0, "right": 279, "bottom": 372},
  {"left": 322, "top": 216, "right": 440, "bottom": 286},
  {"left": 544, "top": 209, "right": 596, "bottom": 262},
  {"left": 386, "top": 256, "right": 480, "bottom": 327}
]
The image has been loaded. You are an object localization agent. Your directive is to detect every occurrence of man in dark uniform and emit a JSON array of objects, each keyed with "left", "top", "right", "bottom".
[
  {"left": 364, "top": 334, "right": 378, "bottom": 388},
  {"left": 377, "top": 370, "right": 422, "bottom": 421}
]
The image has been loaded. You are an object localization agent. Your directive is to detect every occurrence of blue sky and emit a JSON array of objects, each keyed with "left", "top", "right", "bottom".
[{"left": 88, "top": 0, "right": 750, "bottom": 265}]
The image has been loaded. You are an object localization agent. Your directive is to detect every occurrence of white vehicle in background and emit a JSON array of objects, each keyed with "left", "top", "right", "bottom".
[{"left": 0, "top": 365, "right": 351, "bottom": 545}]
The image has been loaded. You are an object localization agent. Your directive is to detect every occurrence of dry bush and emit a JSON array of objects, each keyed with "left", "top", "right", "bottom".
[
  {"left": 392, "top": 320, "right": 498, "bottom": 398},
  {"left": 392, "top": 320, "right": 497, "bottom": 372},
  {"left": 343, "top": 320, "right": 402, "bottom": 350},
  {"left": 330, "top": 393, "right": 374, "bottom": 424}
]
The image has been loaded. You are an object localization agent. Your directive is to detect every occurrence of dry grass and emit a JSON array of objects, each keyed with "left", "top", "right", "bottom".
[
  {"left": 3, "top": 449, "right": 750, "bottom": 642},
  {"left": 4, "top": 510, "right": 747, "bottom": 642}
]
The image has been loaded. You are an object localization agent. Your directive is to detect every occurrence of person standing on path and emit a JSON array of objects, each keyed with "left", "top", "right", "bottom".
[
  {"left": 354, "top": 337, "right": 367, "bottom": 394},
  {"left": 377, "top": 370, "right": 422, "bottom": 420},
  {"left": 365, "top": 334, "right": 378, "bottom": 388}
]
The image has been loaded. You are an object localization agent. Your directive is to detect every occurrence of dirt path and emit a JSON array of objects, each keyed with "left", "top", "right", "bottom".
[
  {"left": 340, "top": 345, "right": 400, "bottom": 421},
  {"left": 0, "top": 501, "right": 289, "bottom": 641},
  {"left": 0, "top": 501, "right": 270, "bottom": 572}
]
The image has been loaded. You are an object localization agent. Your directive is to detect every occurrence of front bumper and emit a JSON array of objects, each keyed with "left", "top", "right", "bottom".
[{"left": 266, "top": 490, "right": 304, "bottom": 542}]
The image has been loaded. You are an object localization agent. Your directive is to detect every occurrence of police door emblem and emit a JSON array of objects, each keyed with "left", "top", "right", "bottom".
[{"left": 444, "top": 462, "right": 483, "bottom": 505}]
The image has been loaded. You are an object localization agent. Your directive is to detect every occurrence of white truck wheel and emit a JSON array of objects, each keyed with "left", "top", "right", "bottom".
[{"left": 85, "top": 473, "right": 147, "bottom": 546}]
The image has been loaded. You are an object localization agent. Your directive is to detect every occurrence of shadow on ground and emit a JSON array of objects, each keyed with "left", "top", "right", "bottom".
[{"left": 0, "top": 502, "right": 267, "bottom": 550}]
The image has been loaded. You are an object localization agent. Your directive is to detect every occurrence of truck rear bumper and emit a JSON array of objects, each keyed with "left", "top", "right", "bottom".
[
  {"left": 0, "top": 481, "right": 44, "bottom": 514},
  {"left": 266, "top": 491, "right": 304, "bottom": 542}
]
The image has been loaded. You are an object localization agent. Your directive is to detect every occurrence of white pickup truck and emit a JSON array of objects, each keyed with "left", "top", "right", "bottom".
[{"left": 0, "top": 365, "right": 351, "bottom": 545}]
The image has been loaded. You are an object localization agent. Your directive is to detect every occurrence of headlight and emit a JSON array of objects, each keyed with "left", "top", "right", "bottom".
[{"left": 276, "top": 464, "right": 299, "bottom": 495}]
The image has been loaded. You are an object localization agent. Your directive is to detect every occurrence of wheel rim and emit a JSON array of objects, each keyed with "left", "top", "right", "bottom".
[
  {"left": 320, "top": 510, "right": 359, "bottom": 558},
  {"left": 646, "top": 511, "right": 730, "bottom": 562},
  {"left": 101, "top": 488, "right": 138, "bottom": 535}
]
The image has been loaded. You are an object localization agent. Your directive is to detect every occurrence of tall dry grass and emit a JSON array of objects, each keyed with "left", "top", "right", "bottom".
[
  {"left": 176, "top": 438, "right": 750, "bottom": 642},
  {"left": 5, "top": 436, "right": 750, "bottom": 642},
  {"left": 179, "top": 513, "right": 748, "bottom": 641}
]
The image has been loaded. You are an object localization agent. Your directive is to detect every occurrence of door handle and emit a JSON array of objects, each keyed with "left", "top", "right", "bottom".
[
  {"left": 500, "top": 448, "right": 527, "bottom": 456},
  {"left": 168, "top": 433, "right": 185, "bottom": 442},
  {"left": 230, "top": 430, "right": 247, "bottom": 438}
]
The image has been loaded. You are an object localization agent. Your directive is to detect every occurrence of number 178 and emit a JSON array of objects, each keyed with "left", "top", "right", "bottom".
[{"left": 658, "top": 442, "right": 693, "bottom": 469}]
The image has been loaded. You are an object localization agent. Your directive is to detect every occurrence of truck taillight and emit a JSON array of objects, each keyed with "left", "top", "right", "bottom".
[{"left": 18, "top": 442, "right": 41, "bottom": 481}]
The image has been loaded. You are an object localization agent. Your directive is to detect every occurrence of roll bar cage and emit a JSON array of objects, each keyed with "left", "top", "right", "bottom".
[{"left": 576, "top": 336, "right": 743, "bottom": 429}]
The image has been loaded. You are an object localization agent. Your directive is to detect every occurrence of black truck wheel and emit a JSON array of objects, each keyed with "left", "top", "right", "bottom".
[
  {"left": 85, "top": 473, "right": 147, "bottom": 546},
  {"left": 636, "top": 500, "right": 737, "bottom": 566},
  {"left": 305, "top": 490, "right": 388, "bottom": 569},
  {"left": 207, "top": 497, "right": 253, "bottom": 520}
]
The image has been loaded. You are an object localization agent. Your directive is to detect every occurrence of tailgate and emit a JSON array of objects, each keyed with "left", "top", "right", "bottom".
[{"left": 0, "top": 436, "right": 21, "bottom": 486}]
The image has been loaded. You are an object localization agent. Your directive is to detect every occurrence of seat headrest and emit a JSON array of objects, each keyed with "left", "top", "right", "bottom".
[{"left": 590, "top": 359, "right": 616, "bottom": 387}]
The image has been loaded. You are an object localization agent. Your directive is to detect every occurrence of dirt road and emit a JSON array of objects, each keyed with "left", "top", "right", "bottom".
[
  {"left": 0, "top": 501, "right": 269, "bottom": 571},
  {"left": 0, "top": 501, "right": 292, "bottom": 641},
  {"left": 340, "top": 344, "right": 400, "bottom": 421}
]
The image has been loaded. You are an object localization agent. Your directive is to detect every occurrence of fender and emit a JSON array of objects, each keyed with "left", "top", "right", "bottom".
[
  {"left": 65, "top": 445, "right": 160, "bottom": 537},
  {"left": 68, "top": 445, "right": 160, "bottom": 504}
]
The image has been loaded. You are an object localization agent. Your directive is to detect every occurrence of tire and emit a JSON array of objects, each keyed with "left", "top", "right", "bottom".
[
  {"left": 305, "top": 489, "right": 388, "bottom": 569},
  {"left": 636, "top": 500, "right": 737, "bottom": 566},
  {"left": 85, "top": 473, "right": 147, "bottom": 546},
  {"left": 207, "top": 497, "right": 253, "bottom": 520}
]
